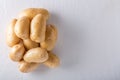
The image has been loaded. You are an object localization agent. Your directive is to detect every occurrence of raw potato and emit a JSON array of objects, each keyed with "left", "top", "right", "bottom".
[
  {"left": 15, "top": 16, "right": 30, "bottom": 39},
  {"left": 9, "top": 41, "right": 25, "bottom": 62},
  {"left": 30, "top": 14, "right": 46, "bottom": 43},
  {"left": 6, "top": 19, "right": 20, "bottom": 47},
  {"left": 41, "top": 24, "right": 57, "bottom": 51},
  {"left": 7, "top": 8, "right": 59, "bottom": 72},
  {"left": 18, "top": 60, "right": 39, "bottom": 73},
  {"left": 24, "top": 47, "right": 48, "bottom": 63},
  {"left": 23, "top": 39, "right": 39, "bottom": 50},
  {"left": 43, "top": 52, "right": 60, "bottom": 68},
  {"left": 18, "top": 8, "right": 49, "bottom": 20}
]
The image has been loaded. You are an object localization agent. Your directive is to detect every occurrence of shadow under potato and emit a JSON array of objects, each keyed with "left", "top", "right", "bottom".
[
  {"left": 56, "top": 23, "right": 84, "bottom": 69},
  {"left": 31, "top": 65, "right": 50, "bottom": 75}
]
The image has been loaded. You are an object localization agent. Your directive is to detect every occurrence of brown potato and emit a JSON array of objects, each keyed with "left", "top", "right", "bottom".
[
  {"left": 23, "top": 39, "right": 39, "bottom": 50},
  {"left": 9, "top": 41, "right": 25, "bottom": 62},
  {"left": 30, "top": 14, "right": 46, "bottom": 43},
  {"left": 15, "top": 16, "right": 30, "bottom": 39},
  {"left": 18, "top": 8, "right": 49, "bottom": 20},
  {"left": 43, "top": 52, "right": 60, "bottom": 68},
  {"left": 41, "top": 24, "right": 57, "bottom": 51},
  {"left": 24, "top": 47, "right": 48, "bottom": 63},
  {"left": 18, "top": 60, "right": 39, "bottom": 73},
  {"left": 6, "top": 19, "right": 20, "bottom": 47}
]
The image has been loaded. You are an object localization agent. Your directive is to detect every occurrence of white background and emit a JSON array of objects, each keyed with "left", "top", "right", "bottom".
[{"left": 0, "top": 0, "right": 120, "bottom": 80}]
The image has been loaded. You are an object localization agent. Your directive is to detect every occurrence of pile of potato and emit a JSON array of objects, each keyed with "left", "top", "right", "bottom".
[{"left": 6, "top": 8, "right": 60, "bottom": 73}]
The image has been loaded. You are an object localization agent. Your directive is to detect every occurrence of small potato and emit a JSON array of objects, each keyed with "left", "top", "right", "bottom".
[
  {"left": 18, "top": 60, "right": 39, "bottom": 73},
  {"left": 9, "top": 41, "right": 25, "bottom": 62},
  {"left": 6, "top": 19, "right": 20, "bottom": 47},
  {"left": 24, "top": 47, "right": 48, "bottom": 63},
  {"left": 15, "top": 16, "right": 30, "bottom": 39},
  {"left": 30, "top": 14, "right": 46, "bottom": 43},
  {"left": 43, "top": 52, "right": 60, "bottom": 68},
  {"left": 18, "top": 8, "right": 49, "bottom": 20},
  {"left": 23, "top": 39, "right": 39, "bottom": 50},
  {"left": 41, "top": 24, "right": 57, "bottom": 51}
]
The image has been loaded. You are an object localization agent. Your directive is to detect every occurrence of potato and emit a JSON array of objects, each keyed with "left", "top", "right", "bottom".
[
  {"left": 6, "top": 19, "right": 20, "bottom": 47},
  {"left": 24, "top": 47, "right": 48, "bottom": 63},
  {"left": 30, "top": 14, "right": 46, "bottom": 43},
  {"left": 43, "top": 52, "right": 60, "bottom": 68},
  {"left": 9, "top": 41, "right": 25, "bottom": 62},
  {"left": 41, "top": 24, "right": 57, "bottom": 51},
  {"left": 18, "top": 8, "right": 49, "bottom": 20},
  {"left": 18, "top": 60, "right": 39, "bottom": 73},
  {"left": 15, "top": 16, "right": 30, "bottom": 39},
  {"left": 7, "top": 8, "right": 60, "bottom": 72},
  {"left": 23, "top": 39, "right": 39, "bottom": 50}
]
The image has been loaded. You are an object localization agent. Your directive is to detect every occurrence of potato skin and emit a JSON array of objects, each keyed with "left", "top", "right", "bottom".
[
  {"left": 18, "top": 8, "right": 49, "bottom": 20},
  {"left": 43, "top": 52, "right": 60, "bottom": 68},
  {"left": 6, "top": 19, "right": 20, "bottom": 47},
  {"left": 18, "top": 60, "right": 39, "bottom": 73},
  {"left": 24, "top": 47, "right": 48, "bottom": 63},
  {"left": 9, "top": 41, "right": 25, "bottom": 62},
  {"left": 23, "top": 39, "right": 39, "bottom": 50},
  {"left": 15, "top": 16, "right": 30, "bottom": 39},
  {"left": 30, "top": 14, "right": 46, "bottom": 43},
  {"left": 41, "top": 24, "right": 57, "bottom": 51}
]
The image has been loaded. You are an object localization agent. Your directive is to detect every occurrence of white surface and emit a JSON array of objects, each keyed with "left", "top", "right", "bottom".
[{"left": 0, "top": 0, "right": 120, "bottom": 80}]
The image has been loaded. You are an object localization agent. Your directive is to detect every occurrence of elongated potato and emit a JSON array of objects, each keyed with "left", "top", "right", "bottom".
[
  {"left": 9, "top": 41, "right": 25, "bottom": 62},
  {"left": 23, "top": 39, "right": 39, "bottom": 50},
  {"left": 43, "top": 52, "right": 60, "bottom": 68},
  {"left": 24, "top": 47, "right": 48, "bottom": 63},
  {"left": 18, "top": 8, "right": 49, "bottom": 20},
  {"left": 6, "top": 19, "right": 20, "bottom": 47},
  {"left": 15, "top": 16, "right": 30, "bottom": 39},
  {"left": 41, "top": 24, "right": 57, "bottom": 51},
  {"left": 30, "top": 14, "right": 46, "bottom": 43},
  {"left": 18, "top": 60, "right": 39, "bottom": 73}
]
